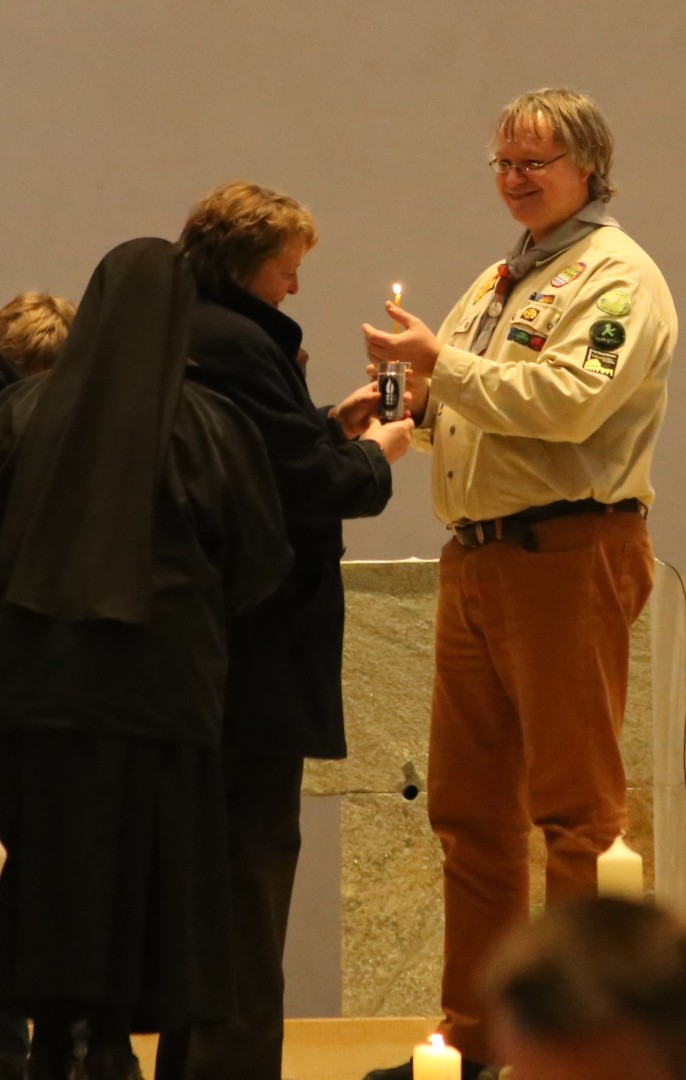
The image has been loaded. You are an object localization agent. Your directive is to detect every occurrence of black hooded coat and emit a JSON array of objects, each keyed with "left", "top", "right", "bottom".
[{"left": 0, "top": 238, "right": 291, "bottom": 1028}]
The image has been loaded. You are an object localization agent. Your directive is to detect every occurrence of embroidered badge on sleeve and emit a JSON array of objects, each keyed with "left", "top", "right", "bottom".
[
  {"left": 596, "top": 291, "right": 632, "bottom": 317},
  {"left": 583, "top": 349, "right": 618, "bottom": 378},
  {"left": 589, "top": 320, "right": 626, "bottom": 351}
]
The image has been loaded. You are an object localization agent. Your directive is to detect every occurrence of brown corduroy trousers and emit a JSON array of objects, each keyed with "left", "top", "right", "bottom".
[{"left": 428, "top": 511, "right": 654, "bottom": 1064}]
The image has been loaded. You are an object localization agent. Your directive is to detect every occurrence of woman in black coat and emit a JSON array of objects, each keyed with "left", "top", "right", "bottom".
[{"left": 155, "top": 182, "right": 414, "bottom": 1080}]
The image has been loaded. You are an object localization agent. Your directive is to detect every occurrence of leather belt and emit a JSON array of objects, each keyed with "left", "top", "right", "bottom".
[{"left": 451, "top": 498, "right": 647, "bottom": 552}]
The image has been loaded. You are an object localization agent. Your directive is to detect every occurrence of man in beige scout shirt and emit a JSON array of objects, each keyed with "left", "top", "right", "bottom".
[{"left": 361, "top": 88, "right": 677, "bottom": 1080}]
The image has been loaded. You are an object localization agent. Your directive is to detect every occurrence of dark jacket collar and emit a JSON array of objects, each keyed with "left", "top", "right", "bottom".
[{"left": 200, "top": 277, "right": 303, "bottom": 362}]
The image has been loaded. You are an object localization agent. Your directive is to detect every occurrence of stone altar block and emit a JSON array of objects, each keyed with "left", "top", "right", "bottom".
[{"left": 286, "top": 559, "right": 653, "bottom": 1018}]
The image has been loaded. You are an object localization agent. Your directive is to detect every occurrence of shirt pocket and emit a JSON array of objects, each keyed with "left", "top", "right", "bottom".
[
  {"left": 506, "top": 300, "right": 564, "bottom": 353},
  {"left": 449, "top": 309, "right": 480, "bottom": 344},
  {"left": 510, "top": 300, "right": 563, "bottom": 334}
]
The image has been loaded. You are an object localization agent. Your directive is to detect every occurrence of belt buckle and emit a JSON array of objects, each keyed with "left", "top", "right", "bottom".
[
  {"left": 451, "top": 519, "right": 501, "bottom": 548},
  {"left": 451, "top": 523, "right": 477, "bottom": 548}
]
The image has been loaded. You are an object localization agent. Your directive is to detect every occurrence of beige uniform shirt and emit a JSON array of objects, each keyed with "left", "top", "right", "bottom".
[{"left": 415, "top": 224, "right": 678, "bottom": 524}]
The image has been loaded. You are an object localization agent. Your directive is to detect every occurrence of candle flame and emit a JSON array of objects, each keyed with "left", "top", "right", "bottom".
[{"left": 429, "top": 1034, "right": 446, "bottom": 1051}]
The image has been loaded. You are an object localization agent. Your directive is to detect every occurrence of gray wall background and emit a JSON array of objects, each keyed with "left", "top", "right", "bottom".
[
  {"left": 1, "top": 0, "right": 684, "bottom": 572},
  {"left": 3, "top": 0, "right": 684, "bottom": 1024}
]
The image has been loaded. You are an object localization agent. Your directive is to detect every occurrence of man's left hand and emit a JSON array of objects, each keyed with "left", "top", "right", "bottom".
[{"left": 362, "top": 302, "right": 440, "bottom": 378}]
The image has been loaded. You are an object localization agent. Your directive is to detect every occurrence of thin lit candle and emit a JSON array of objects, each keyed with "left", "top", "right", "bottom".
[
  {"left": 597, "top": 835, "right": 643, "bottom": 899},
  {"left": 392, "top": 281, "right": 403, "bottom": 333},
  {"left": 413, "top": 1034, "right": 461, "bottom": 1079}
]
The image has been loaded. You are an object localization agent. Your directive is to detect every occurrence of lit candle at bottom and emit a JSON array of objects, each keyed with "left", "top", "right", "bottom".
[
  {"left": 597, "top": 834, "right": 643, "bottom": 898},
  {"left": 413, "top": 1034, "right": 461, "bottom": 1079}
]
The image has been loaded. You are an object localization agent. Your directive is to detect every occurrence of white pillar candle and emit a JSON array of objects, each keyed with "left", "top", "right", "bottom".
[
  {"left": 597, "top": 835, "right": 643, "bottom": 898},
  {"left": 413, "top": 1034, "right": 461, "bottom": 1079}
]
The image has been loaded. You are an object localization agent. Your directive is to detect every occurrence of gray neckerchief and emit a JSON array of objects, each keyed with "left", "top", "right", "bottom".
[
  {"left": 471, "top": 200, "right": 621, "bottom": 355},
  {"left": 506, "top": 199, "right": 620, "bottom": 279}
]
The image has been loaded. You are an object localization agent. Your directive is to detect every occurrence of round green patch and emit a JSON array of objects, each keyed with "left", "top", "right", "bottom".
[
  {"left": 589, "top": 319, "right": 626, "bottom": 351},
  {"left": 596, "top": 290, "right": 632, "bottom": 317}
]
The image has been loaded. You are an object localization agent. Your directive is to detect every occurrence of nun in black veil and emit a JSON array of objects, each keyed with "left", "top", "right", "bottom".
[{"left": 0, "top": 238, "right": 291, "bottom": 1080}]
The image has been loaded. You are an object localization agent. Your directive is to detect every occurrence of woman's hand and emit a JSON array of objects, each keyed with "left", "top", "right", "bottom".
[
  {"left": 363, "top": 416, "right": 415, "bottom": 463},
  {"left": 329, "top": 383, "right": 382, "bottom": 439}
]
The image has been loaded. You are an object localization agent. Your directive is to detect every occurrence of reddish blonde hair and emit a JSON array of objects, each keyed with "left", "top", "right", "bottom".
[
  {"left": 0, "top": 291, "right": 76, "bottom": 375},
  {"left": 179, "top": 180, "right": 318, "bottom": 296}
]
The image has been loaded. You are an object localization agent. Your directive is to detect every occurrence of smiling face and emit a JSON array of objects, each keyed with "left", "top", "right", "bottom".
[
  {"left": 494, "top": 118, "right": 592, "bottom": 242},
  {"left": 245, "top": 236, "right": 309, "bottom": 308}
]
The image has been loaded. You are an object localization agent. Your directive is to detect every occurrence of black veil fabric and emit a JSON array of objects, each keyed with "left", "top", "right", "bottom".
[{"left": 0, "top": 237, "right": 194, "bottom": 623}]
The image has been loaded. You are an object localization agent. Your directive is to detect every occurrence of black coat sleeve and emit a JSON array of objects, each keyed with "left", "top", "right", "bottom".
[{"left": 187, "top": 302, "right": 392, "bottom": 535}]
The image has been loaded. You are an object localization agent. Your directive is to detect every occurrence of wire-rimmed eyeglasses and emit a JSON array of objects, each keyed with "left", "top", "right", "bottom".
[{"left": 488, "top": 152, "right": 568, "bottom": 176}]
